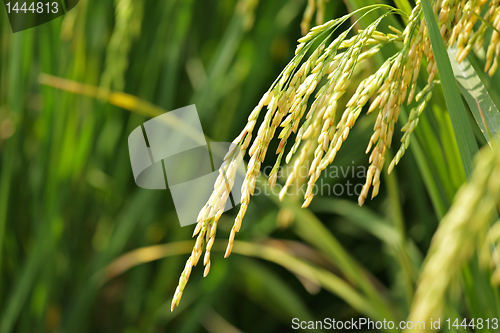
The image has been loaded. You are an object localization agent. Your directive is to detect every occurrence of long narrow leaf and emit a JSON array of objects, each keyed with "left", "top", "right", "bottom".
[
  {"left": 257, "top": 177, "right": 399, "bottom": 322},
  {"left": 100, "top": 240, "right": 379, "bottom": 322},
  {"left": 449, "top": 47, "right": 500, "bottom": 142},
  {"left": 421, "top": 0, "right": 479, "bottom": 180}
]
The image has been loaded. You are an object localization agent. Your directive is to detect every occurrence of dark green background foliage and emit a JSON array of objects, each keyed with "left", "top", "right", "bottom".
[{"left": 1, "top": 0, "right": 499, "bottom": 332}]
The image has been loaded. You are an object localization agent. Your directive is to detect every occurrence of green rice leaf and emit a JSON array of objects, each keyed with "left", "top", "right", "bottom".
[
  {"left": 421, "top": 0, "right": 479, "bottom": 180},
  {"left": 449, "top": 47, "right": 500, "bottom": 142}
]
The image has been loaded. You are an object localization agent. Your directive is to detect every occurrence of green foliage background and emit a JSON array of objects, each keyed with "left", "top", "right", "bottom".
[{"left": 1, "top": 0, "right": 500, "bottom": 332}]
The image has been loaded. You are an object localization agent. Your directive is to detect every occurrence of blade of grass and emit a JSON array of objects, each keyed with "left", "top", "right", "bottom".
[
  {"left": 257, "top": 177, "right": 399, "bottom": 322},
  {"left": 230, "top": 240, "right": 382, "bottom": 323},
  {"left": 101, "top": 240, "right": 381, "bottom": 323},
  {"left": 0, "top": 115, "right": 15, "bottom": 289},
  {"left": 200, "top": 306, "right": 244, "bottom": 333},
  {"left": 383, "top": 151, "right": 415, "bottom": 309},
  {"left": 62, "top": 191, "right": 158, "bottom": 331},
  {"left": 421, "top": 0, "right": 500, "bottom": 322},
  {"left": 414, "top": 107, "right": 459, "bottom": 199},
  {"left": 0, "top": 31, "right": 41, "bottom": 333},
  {"left": 449, "top": 47, "right": 500, "bottom": 142},
  {"left": 421, "top": 0, "right": 479, "bottom": 180},
  {"left": 310, "top": 198, "right": 421, "bottom": 269},
  {"left": 38, "top": 73, "right": 164, "bottom": 118},
  {"left": 309, "top": 196, "right": 421, "bottom": 312},
  {"left": 157, "top": 0, "right": 195, "bottom": 110},
  {"left": 191, "top": 0, "right": 258, "bottom": 118},
  {"left": 234, "top": 259, "right": 316, "bottom": 323},
  {"left": 468, "top": 53, "right": 500, "bottom": 109},
  {"left": 311, "top": 198, "right": 398, "bottom": 245},
  {"left": 37, "top": 74, "right": 209, "bottom": 147}
]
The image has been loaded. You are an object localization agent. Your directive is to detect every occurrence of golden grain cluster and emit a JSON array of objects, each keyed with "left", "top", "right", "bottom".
[
  {"left": 171, "top": 0, "right": 500, "bottom": 311},
  {"left": 407, "top": 137, "right": 500, "bottom": 327}
]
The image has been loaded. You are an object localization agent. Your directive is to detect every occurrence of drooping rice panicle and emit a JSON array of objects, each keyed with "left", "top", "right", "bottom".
[
  {"left": 172, "top": 0, "right": 500, "bottom": 311},
  {"left": 407, "top": 137, "right": 500, "bottom": 327},
  {"left": 389, "top": 80, "right": 437, "bottom": 174}
]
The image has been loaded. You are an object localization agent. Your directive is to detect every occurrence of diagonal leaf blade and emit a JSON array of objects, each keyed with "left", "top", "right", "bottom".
[
  {"left": 449, "top": 47, "right": 500, "bottom": 142},
  {"left": 421, "top": 0, "right": 479, "bottom": 180}
]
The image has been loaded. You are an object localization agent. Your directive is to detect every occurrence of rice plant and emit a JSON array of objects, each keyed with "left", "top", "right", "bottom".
[
  {"left": 171, "top": 0, "right": 500, "bottom": 314},
  {"left": 2, "top": 0, "right": 500, "bottom": 331}
]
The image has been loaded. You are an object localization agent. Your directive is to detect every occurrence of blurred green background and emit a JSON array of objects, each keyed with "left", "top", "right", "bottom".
[{"left": 2, "top": 0, "right": 497, "bottom": 332}]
